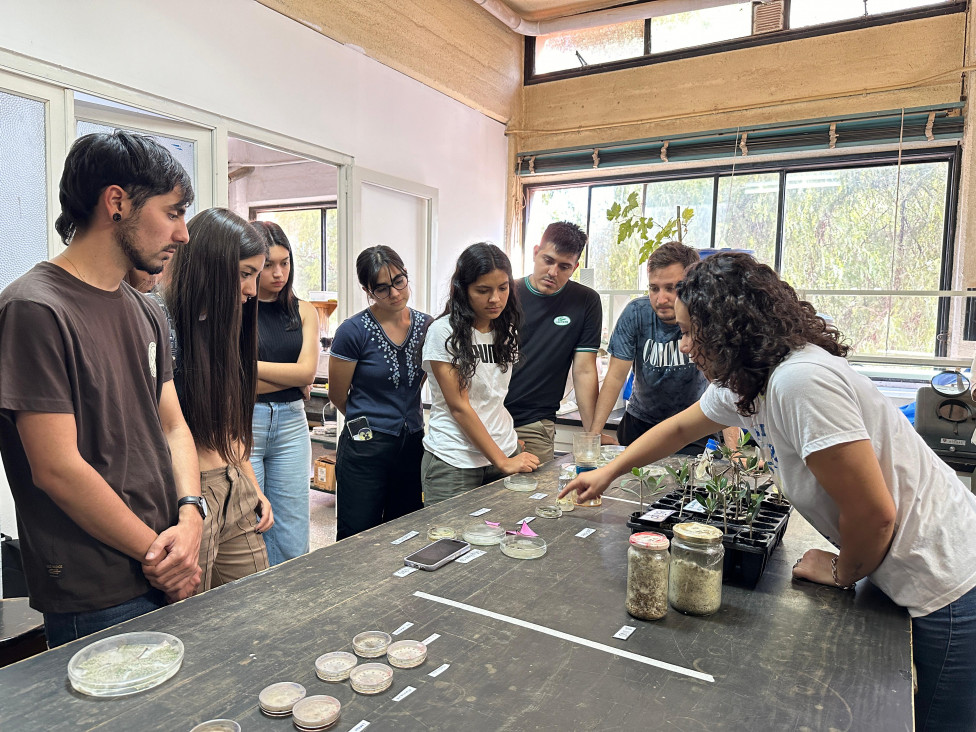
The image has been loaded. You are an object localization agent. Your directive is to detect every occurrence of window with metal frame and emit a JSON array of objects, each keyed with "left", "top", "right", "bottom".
[{"left": 251, "top": 204, "right": 338, "bottom": 302}]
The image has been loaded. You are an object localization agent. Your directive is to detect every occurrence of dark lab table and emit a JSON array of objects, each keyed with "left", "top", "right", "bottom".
[{"left": 0, "top": 459, "right": 911, "bottom": 731}]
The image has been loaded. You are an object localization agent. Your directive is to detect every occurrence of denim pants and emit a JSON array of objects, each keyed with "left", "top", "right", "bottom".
[
  {"left": 43, "top": 589, "right": 167, "bottom": 648},
  {"left": 250, "top": 400, "right": 311, "bottom": 565},
  {"left": 912, "top": 583, "right": 976, "bottom": 731}
]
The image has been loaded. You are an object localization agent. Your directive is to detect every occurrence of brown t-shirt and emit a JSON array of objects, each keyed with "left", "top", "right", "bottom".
[{"left": 0, "top": 262, "right": 178, "bottom": 613}]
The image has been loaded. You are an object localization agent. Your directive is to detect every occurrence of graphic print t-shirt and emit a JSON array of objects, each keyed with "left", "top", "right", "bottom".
[
  {"left": 608, "top": 297, "right": 707, "bottom": 425},
  {"left": 422, "top": 316, "right": 518, "bottom": 468}
]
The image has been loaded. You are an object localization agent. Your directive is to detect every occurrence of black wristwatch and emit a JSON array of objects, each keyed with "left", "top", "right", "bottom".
[{"left": 178, "top": 495, "right": 208, "bottom": 520}]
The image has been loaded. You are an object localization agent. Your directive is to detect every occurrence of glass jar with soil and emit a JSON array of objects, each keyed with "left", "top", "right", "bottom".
[
  {"left": 626, "top": 532, "right": 670, "bottom": 620},
  {"left": 668, "top": 522, "right": 724, "bottom": 616}
]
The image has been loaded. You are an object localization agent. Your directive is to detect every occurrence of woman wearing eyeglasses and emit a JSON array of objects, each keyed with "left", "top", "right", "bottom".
[{"left": 329, "top": 246, "right": 432, "bottom": 540}]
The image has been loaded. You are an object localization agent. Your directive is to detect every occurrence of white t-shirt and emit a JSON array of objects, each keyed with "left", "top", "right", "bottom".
[
  {"left": 422, "top": 316, "right": 518, "bottom": 469},
  {"left": 699, "top": 344, "right": 976, "bottom": 617}
]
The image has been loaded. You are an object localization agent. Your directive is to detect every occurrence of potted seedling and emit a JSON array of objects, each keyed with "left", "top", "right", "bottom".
[{"left": 665, "top": 459, "right": 694, "bottom": 519}]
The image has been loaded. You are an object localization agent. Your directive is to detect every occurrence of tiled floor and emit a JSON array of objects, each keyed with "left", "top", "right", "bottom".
[{"left": 309, "top": 488, "right": 338, "bottom": 551}]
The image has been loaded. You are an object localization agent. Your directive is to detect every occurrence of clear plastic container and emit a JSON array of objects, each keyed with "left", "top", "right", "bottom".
[
  {"left": 314, "top": 651, "right": 357, "bottom": 681},
  {"left": 573, "top": 432, "right": 601, "bottom": 466},
  {"left": 504, "top": 474, "right": 538, "bottom": 492},
  {"left": 259, "top": 681, "right": 307, "bottom": 717},
  {"left": 626, "top": 532, "right": 670, "bottom": 621},
  {"left": 668, "top": 523, "right": 724, "bottom": 616},
  {"left": 556, "top": 464, "right": 577, "bottom": 512},
  {"left": 67, "top": 631, "right": 184, "bottom": 697},
  {"left": 349, "top": 663, "right": 394, "bottom": 694},
  {"left": 499, "top": 534, "right": 547, "bottom": 560},
  {"left": 352, "top": 630, "right": 392, "bottom": 658},
  {"left": 427, "top": 526, "right": 456, "bottom": 541},
  {"left": 462, "top": 522, "right": 506, "bottom": 546},
  {"left": 291, "top": 695, "right": 341, "bottom": 731},
  {"left": 386, "top": 639, "right": 427, "bottom": 669}
]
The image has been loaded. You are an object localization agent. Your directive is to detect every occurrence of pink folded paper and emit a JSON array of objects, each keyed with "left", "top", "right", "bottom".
[
  {"left": 518, "top": 522, "right": 538, "bottom": 537},
  {"left": 485, "top": 521, "right": 501, "bottom": 527}
]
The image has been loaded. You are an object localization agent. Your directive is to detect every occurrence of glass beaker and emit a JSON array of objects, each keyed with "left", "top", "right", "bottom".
[
  {"left": 573, "top": 464, "right": 602, "bottom": 507},
  {"left": 573, "top": 432, "right": 601, "bottom": 466}
]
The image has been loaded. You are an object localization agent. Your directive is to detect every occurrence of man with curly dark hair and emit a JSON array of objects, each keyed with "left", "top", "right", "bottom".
[{"left": 564, "top": 252, "right": 976, "bottom": 732}]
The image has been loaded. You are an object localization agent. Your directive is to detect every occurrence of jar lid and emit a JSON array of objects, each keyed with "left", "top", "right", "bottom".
[
  {"left": 672, "top": 522, "right": 723, "bottom": 544},
  {"left": 292, "top": 695, "right": 341, "bottom": 729},
  {"left": 352, "top": 631, "right": 392, "bottom": 658},
  {"left": 629, "top": 531, "right": 669, "bottom": 550}
]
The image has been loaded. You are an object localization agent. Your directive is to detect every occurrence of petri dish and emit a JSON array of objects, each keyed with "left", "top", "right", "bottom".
[
  {"left": 349, "top": 662, "right": 394, "bottom": 695},
  {"left": 427, "top": 526, "right": 456, "bottom": 541},
  {"left": 462, "top": 522, "right": 506, "bottom": 546},
  {"left": 67, "top": 631, "right": 184, "bottom": 697},
  {"left": 500, "top": 534, "right": 547, "bottom": 560},
  {"left": 535, "top": 504, "right": 562, "bottom": 519},
  {"left": 386, "top": 639, "right": 427, "bottom": 669},
  {"left": 352, "top": 630, "right": 392, "bottom": 658},
  {"left": 189, "top": 722, "right": 241, "bottom": 732},
  {"left": 504, "top": 474, "right": 538, "bottom": 492},
  {"left": 314, "top": 651, "right": 358, "bottom": 682},
  {"left": 259, "top": 681, "right": 306, "bottom": 717},
  {"left": 292, "top": 695, "right": 341, "bottom": 731}
]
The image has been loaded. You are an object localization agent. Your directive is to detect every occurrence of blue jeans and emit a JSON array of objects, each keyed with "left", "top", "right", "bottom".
[
  {"left": 912, "top": 583, "right": 976, "bottom": 731},
  {"left": 250, "top": 400, "right": 311, "bottom": 565},
  {"left": 43, "top": 589, "right": 166, "bottom": 648}
]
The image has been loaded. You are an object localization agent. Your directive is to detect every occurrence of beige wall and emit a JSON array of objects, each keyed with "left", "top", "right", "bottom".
[{"left": 256, "top": 0, "right": 523, "bottom": 123}]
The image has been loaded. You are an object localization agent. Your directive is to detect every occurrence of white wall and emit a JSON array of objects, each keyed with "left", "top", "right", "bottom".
[{"left": 0, "top": 0, "right": 509, "bottom": 311}]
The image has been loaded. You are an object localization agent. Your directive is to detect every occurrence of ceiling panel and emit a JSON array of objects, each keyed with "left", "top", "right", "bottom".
[{"left": 502, "top": 0, "right": 639, "bottom": 22}]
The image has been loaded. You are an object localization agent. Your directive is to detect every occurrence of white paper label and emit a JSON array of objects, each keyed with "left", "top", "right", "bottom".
[
  {"left": 392, "top": 622, "right": 414, "bottom": 635},
  {"left": 639, "top": 508, "right": 675, "bottom": 522},
  {"left": 391, "top": 530, "right": 420, "bottom": 545},
  {"left": 421, "top": 633, "right": 440, "bottom": 646},
  {"left": 613, "top": 625, "right": 637, "bottom": 640},
  {"left": 683, "top": 499, "right": 707, "bottom": 515},
  {"left": 575, "top": 527, "right": 596, "bottom": 538},
  {"left": 393, "top": 686, "right": 416, "bottom": 701},
  {"left": 529, "top": 492, "right": 548, "bottom": 500},
  {"left": 519, "top": 516, "right": 536, "bottom": 524},
  {"left": 429, "top": 663, "right": 450, "bottom": 677},
  {"left": 350, "top": 722, "right": 370, "bottom": 732},
  {"left": 469, "top": 507, "right": 491, "bottom": 516},
  {"left": 455, "top": 549, "right": 486, "bottom": 564},
  {"left": 394, "top": 566, "right": 418, "bottom": 577}
]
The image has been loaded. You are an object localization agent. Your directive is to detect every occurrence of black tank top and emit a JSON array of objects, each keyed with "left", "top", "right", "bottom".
[{"left": 257, "top": 298, "right": 304, "bottom": 403}]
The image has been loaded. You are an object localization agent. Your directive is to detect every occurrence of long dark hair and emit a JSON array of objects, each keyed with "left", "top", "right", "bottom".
[
  {"left": 356, "top": 245, "right": 408, "bottom": 292},
  {"left": 439, "top": 243, "right": 520, "bottom": 391},
  {"left": 250, "top": 220, "right": 301, "bottom": 330},
  {"left": 676, "top": 252, "right": 849, "bottom": 416},
  {"left": 164, "top": 208, "right": 268, "bottom": 463}
]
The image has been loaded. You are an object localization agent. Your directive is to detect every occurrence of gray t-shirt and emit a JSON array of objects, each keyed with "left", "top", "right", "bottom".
[{"left": 607, "top": 297, "right": 707, "bottom": 424}]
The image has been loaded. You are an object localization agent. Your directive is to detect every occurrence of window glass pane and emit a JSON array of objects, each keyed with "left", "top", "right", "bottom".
[
  {"left": 714, "top": 172, "right": 780, "bottom": 265},
  {"left": 325, "top": 207, "right": 338, "bottom": 293},
  {"left": 868, "top": 0, "right": 948, "bottom": 12},
  {"left": 534, "top": 21, "right": 644, "bottom": 74},
  {"left": 643, "top": 178, "right": 713, "bottom": 250},
  {"left": 0, "top": 89, "right": 48, "bottom": 291},
  {"left": 523, "top": 187, "right": 589, "bottom": 275},
  {"left": 649, "top": 3, "right": 752, "bottom": 54},
  {"left": 255, "top": 209, "right": 323, "bottom": 301},
  {"left": 588, "top": 184, "right": 644, "bottom": 290},
  {"left": 790, "top": 0, "right": 865, "bottom": 27}
]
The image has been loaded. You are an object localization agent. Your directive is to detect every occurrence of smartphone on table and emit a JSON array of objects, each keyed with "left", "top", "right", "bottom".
[{"left": 404, "top": 538, "right": 471, "bottom": 571}]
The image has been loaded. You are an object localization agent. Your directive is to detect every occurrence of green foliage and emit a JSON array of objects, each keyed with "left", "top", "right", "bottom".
[{"left": 606, "top": 190, "right": 694, "bottom": 266}]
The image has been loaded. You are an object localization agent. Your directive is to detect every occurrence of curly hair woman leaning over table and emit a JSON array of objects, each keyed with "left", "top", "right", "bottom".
[{"left": 562, "top": 252, "right": 976, "bottom": 732}]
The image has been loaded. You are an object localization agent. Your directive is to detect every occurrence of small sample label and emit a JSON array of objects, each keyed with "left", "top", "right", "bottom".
[
  {"left": 639, "top": 508, "right": 675, "bottom": 522},
  {"left": 421, "top": 633, "right": 441, "bottom": 646},
  {"left": 519, "top": 516, "right": 536, "bottom": 524},
  {"left": 455, "top": 549, "right": 486, "bottom": 564},
  {"left": 350, "top": 722, "right": 370, "bottom": 732},
  {"left": 469, "top": 507, "right": 492, "bottom": 516},
  {"left": 575, "top": 527, "right": 596, "bottom": 538},
  {"left": 394, "top": 566, "right": 419, "bottom": 577},
  {"left": 392, "top": 622, "right": 414, "bottom": 635},
  {"left": 393, "top": 686, "right": 416, "bottom": 701},
  {"left": 683, "top": 499, "right": 707, "bottom": 515},
  {"left": 429, "top": 663, "right": 450, "bottom": 677},
  {"left": 529, "top": 492, "right": 548, "bottom": 500},
  {"left": 613, "top": 625, "right": 637, "bottom": 640},
  {"left": 391, "top": 531, "right": 420, "bottom": 545}
]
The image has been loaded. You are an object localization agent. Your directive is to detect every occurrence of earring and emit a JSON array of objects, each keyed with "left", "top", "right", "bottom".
[{"left": 112, "top": 213, "right": 122, "bottom": 222}]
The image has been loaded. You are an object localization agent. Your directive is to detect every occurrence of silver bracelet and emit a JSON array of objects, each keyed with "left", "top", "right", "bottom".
[{"left": 831, "top": 556, "right": 857, "bottom": 591}]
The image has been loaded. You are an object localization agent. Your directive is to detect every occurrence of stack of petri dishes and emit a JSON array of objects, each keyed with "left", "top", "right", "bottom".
[
  {"left": 462, "top": 522, "right": 506, "bottom": 546},
  {"left": 314, "top": 651, "right": 358, "bottom": 682},
  {"left": 291, "top": 695, "right": 341, "bottom": 731},
  {"left": 349, "top": 663, "right": 394, "bottom": 695},
  {"left": 67, "top": 631, "right": 184, "bottom": 697},
  {"left": 504, "top": 474, "right": 538, "bottom": 492},
  {"left": 499, "top": 534, "right": 547, "bottom": 559},
  {"left": 386, "top": 640, "right": 427, "bottom": 669},
  {"left": 352, "top": 631, "right": 392, "bottom": 659},
  {"left": 258, "top": 682, "right": 307, "bottom": 718}
]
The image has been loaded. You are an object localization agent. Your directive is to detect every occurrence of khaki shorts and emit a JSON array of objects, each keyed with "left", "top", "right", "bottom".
[
  {"left": 515, "top": 419, "right": 556, "bottom": 463},
  {"left": 421, "top": 448, "right": 517, "bottom": 507}
]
